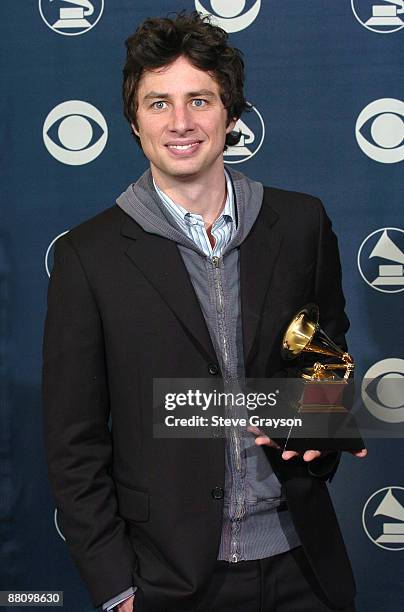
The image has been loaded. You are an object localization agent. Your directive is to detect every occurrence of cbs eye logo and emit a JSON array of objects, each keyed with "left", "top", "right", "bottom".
[
  {"left": 45, "top": 231, "right": 69, "bottom": 277},
  {"left": 355, "top": 98, "right": 404, "bottom": 163},
  {"left": 195, "top": 0, "right": 261, "bottom": 32},
  {"left": 362, "top": 358, "right": 404, "bottom": 423},
  {"left": 43, "top": 100, "right": 108, "bottom": 165},
  {"left": 54, "top": 508, "right": 66, "bottom": 541}
]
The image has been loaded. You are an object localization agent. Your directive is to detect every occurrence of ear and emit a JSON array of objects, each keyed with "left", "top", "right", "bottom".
[
  {"left": 226, "top": 117, "right": 238, "bottom": 134},
  {"left": 131, "top": 122, "right": 140, "bottom": 137}
]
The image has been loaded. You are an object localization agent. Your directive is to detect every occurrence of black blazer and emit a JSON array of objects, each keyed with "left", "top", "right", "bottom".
[{"left": 42, "top": 186, "right": 356, "bottom": 611}]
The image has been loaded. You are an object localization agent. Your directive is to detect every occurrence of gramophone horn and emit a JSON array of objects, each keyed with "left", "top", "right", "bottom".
[
  {"left": 281, "top": 303, "right": 319, "bottom": 359},
  {"left": 281, "top": 303, "right": 354, "bottom": 381}
]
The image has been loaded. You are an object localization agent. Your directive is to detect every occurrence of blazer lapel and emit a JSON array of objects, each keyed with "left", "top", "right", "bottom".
[
  {"left": 120, "top": 216, "right": 218, "bottom": 365},
  {"left": 240, "top": 203, "right": 282, "bottom": 365},
  {"left": 120, "top": 197, "right": 283, "bottom": 370}
]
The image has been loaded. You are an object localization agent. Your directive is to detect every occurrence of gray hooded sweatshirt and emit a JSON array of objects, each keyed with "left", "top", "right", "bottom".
[{"left": 116, "top": 166, "right": 300, "bottom": 562}]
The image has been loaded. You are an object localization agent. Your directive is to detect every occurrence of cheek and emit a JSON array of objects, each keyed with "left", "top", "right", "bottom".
[
  {"left": 203, "top": 116, "right": 226, "bottom": 136},
  {"left": 212, "top": 122, "right": 228, "bottom": 146},
  {"left": 139, "top": 125, "right": 160, "bottom": 149}
]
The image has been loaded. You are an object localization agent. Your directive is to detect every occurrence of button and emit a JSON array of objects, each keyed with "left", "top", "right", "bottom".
[
  {"left": 186, "top": 215, "right": 198, "bottom": 225},
  {"left": 208, "top": 363, "right": 219, "bottom": 375},
  {"left": 211, "top": 486, "right": 224, "bottom": 500},
  {"left": 185, "top": 213, "right": 202, "bottom": 225}
]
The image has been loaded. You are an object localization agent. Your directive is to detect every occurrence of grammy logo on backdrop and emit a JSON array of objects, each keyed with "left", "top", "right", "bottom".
[
  {"left": 369, "top": 229, "right": 404, "bottom": 287},
  {"left": 374, "top": 488, "right": 404, "bottom": 544}
]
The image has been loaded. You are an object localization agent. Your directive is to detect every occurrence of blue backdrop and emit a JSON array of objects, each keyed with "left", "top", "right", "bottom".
[{"left": 1, "top": 1, "right": 403, "bottom": 611}]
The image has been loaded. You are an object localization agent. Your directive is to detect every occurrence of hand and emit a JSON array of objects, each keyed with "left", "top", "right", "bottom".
[
  {"left": 116, "top": 594, "right": 135, "bottom": 611},
  {"left": 247, "top": 425, "right": 367, "bottom": 461}
]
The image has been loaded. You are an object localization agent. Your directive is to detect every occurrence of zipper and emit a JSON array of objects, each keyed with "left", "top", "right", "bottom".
[
  {"left": 211, "top": 254, "right": 244, "bottom": 562},
  {"left": 211, "top": 256, "right": 228, "bottom": 361},
  {"left": 211, "top": 256, "right": 241, "bottom": 472}
]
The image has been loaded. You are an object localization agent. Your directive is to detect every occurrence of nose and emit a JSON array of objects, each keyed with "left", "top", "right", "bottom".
[{"left": 168, "top": 103, "right": 195, "bottom": 134}]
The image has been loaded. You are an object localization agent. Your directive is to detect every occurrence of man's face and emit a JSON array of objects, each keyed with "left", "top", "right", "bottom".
[{"left": 132, "top": 55, "right": 236, "bottom": 182}]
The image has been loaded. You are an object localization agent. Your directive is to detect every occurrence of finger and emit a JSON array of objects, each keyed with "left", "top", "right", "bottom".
[
  {"left": 282, "top": 450, "right": 300, "bottom": 460},
  {"left": 255, "top": 436, "right": 281, "bottom": 449},
  {"left": 247, "top": 425, "right": 262, "bottom": 436},
  {"left": 247, "top": 425, "right": 281, "bottom": 449},
  {"left": 303, "top": 450, "right": 322, "bottom": 462},
  {"left": 349, "top": 448, "right": 367, "bottom": 458}
]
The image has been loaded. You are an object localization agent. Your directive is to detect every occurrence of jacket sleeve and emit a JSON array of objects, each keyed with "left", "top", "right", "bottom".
[
  {"left": 313, "top": 198, "right": 350, "bottom": 353},
  {"left": 102, "top": 586, "right": 136, "bottom": 610},
  {"left": 42, "top": 236, "right": 135, "bottom": 608},
  {"left": 305, "top": 197, "right": 350, "bottom": 482}
]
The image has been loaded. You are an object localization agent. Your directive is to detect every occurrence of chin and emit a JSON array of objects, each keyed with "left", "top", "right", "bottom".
[{"left": 164, "top": 162, "right": 204, "bottom": 178}]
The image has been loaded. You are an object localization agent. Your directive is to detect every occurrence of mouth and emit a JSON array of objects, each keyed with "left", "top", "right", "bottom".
[{"left": 165, "top": 141, "right": 202, "bottom": 156}]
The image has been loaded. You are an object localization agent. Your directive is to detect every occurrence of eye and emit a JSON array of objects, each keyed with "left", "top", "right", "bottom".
[
  {"left": 192, "top": 99, "right": 207, "bottom": 108},
  {"left": 361, "top": 358, "right": 404, "bottom": 424},
  {"left": 152, "top": 101, "right": 167, "bottom": 110},
  {"left": 43, "top": 100, "right": 108, "bottom": 165},
  {"left": 359, "top": 113, "right": 403, "bottom": 148},
  {"left": 355, "top": 98, "right": 404, "bottom": 164},
  {"left": 364, "top": 372, "right": 404, "bottom": 410}
]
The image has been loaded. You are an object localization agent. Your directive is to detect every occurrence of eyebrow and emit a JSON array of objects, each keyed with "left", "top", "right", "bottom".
[{"left": 142, "top": 89, "right": 218, "bottom": 101}]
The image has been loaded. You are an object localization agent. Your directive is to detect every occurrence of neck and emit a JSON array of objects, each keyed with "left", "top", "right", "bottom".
[{"left": 151, "top": 163, "right": 227, "bottom": 228}]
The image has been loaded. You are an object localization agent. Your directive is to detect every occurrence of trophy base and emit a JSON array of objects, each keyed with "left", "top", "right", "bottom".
[
  {"left": 272, "top": 408, "right": 365, "bottom": 452},
  {"left": 272, "top": 435, "right": 365, "bottom": 453}
]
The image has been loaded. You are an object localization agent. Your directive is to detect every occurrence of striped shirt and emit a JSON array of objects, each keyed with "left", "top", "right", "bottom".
[{"left": 152, "top": 170, "right": 236, "bottom": 257}]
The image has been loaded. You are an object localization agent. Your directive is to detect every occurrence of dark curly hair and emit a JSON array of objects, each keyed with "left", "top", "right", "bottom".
[{"left": 122, "top": 11, "right": 250, "bottom": 150}]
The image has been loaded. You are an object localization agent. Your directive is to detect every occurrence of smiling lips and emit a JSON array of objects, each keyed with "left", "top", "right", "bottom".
[{"left": 165, "top": 141, "right": 202, "bottom": 155}]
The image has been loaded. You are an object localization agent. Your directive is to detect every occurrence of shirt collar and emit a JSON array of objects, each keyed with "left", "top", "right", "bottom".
[{"left": 152, "top": 169, "right": 236, "bottom": 227}]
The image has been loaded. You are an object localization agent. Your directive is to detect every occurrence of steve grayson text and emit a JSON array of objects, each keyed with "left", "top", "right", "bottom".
[{"left": 164, "top": 416, "right": 303, "bottom": 428}]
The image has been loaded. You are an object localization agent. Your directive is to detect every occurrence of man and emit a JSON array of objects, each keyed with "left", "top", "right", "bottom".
[{"left": 42, "top": 11, "right": 366, "bottom": 612}]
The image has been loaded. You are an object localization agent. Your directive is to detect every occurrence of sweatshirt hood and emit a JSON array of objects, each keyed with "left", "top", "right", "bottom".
[{"left": 116, "top": 166, "right": 264, "bottom": 255}]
